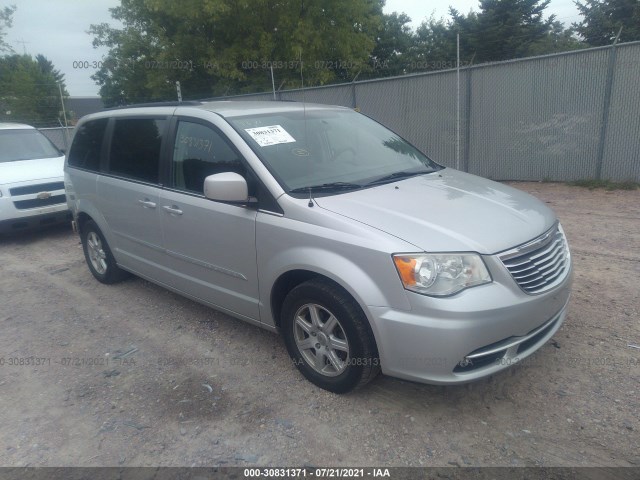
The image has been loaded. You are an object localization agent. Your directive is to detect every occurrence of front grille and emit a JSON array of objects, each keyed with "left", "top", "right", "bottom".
[
  {"left": 499, "top": 224, "right": 570, "bottom": 294},
  {"left": 9, "top": 181, "right": 65, "bottom": 196},
  {"left": 13, "top": 194, "right": 67, "bottom": 210},
  {"left": 453, "top": 311, "right": 563, "bottom": 374}
]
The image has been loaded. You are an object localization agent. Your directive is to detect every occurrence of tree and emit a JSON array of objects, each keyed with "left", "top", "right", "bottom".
[
  {"left": 574, "top": 0, "right": 640, "bottom": 45},
  {"left": 408, "top": 0, "right": 580, "bottom": 72},
  {"left": 368, "top": 12, "right": 415, "bottom": 77},
  {"left": 90, "top": 0, "right": 383, "bottom": 106},
  {"left": 526, "top": 20, "right": 584, "bottom": 55},
  {"left": 410, "top": 14, "right": 473, "bottom": 71},
  {"left": 457, "top": 0, "right": 559, "bottom": 62},
  {"left": 0, "top": 54, "right": 69, "bottom": 127},
  {"left": 36, "top": 54, "right": 67, "bottom": 86},
  {"left": 0, "top": 4, "right": 16, "bottom": 53}
]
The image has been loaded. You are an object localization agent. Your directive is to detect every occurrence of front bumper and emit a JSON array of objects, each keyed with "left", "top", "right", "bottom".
[
  {"left": 0, "top": 209, "right": 72, "bottom": 234},
  {"left": 0, "top": 179, "right": 69, "bottom": 233},
  {"left": 368, "top": 256, "right": 572, "bottom": 384}
]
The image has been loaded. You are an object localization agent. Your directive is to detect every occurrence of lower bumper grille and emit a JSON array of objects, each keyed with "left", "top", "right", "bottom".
[{"left": 453, "top": 310, "right": 563, "bottom": 374}]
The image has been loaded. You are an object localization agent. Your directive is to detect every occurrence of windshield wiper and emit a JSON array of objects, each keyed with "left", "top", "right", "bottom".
[
  {"left": 366, "top": 170, "right": 428, "bottom": 186},
  {"left": 289, "top": 182, "right": 363, "bottom": 194}
]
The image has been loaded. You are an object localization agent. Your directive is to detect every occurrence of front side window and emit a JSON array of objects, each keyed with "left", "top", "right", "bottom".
[
  {"left": 108, "top": 118, "right": 165, "bottom": 183},
  {"left": 228, "top": 109, "right": 441, "bottom": 194},
  {"left": 172, "top": 121, "right": 243, "bottom": 194},
  {"left": 0, "top": 129, "right": 61, "bottom": 163},
  {"left": 68, "top": 118, "right": 108, "bottom": 171}
]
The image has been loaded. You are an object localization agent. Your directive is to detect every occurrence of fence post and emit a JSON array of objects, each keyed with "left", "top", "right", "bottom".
[
  {"left": 351, "top": 71, "right": 361, "bottom": 109},
  {"left": 463, "top": 67, "right": 472, "bottom": 173},
  {"left": 595, "top": 29, "right": 622, "bottom": 180},
  {"left": 456, "top": 33, "right": 461, "bottom": 170},
  {"left": 352, "top": 82, "right": 357, "bottom": 109}
]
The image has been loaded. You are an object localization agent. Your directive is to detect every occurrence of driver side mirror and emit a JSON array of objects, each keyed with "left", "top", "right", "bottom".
[{"left": 203, "top": 172, "right": 249, "bottom": 203}]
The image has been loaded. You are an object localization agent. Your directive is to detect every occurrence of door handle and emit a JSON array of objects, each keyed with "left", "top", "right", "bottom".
[
  {"left": 162, "top": 205, "right": 183, "bottom": 216},
  {"left": 138, "top": 199, "right": 157, "bottom": 209}
]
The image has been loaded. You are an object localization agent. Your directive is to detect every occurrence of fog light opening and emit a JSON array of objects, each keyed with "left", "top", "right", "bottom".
[{"left": 458, "top": 358, "right": 473, "bottom": 368}]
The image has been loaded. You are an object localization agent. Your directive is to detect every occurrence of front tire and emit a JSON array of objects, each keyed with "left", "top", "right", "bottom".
[
  {"left": 281, "top": 279, "right": 379, "bottom": 393},
  {"left": 81, "top": 220, "right": 129, "bottom": 284}
]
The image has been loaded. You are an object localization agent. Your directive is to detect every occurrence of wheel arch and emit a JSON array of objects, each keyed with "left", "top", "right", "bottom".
[
  {"left": 268, "top": 267, "right": 383, "bottom": 360},
  {"left": 73, "top": 200, "right": 116, "bottom": 252},
  {"left": 271, "top": 269, "right": 328, "bottom": 329}
]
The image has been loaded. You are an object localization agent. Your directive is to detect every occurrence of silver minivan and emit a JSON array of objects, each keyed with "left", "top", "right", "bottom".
[{"left": 64, "top": 101, "right": 572, "bottom": 393}]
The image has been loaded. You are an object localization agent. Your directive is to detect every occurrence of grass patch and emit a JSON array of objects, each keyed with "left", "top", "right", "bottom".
[{"left": 567, "top": 179, "right": 640, "bottom": 191}]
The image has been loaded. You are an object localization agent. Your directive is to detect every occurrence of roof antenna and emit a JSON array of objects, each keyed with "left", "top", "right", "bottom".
[{"left": 308, "top": 188, "right": 313, "bottom": 207}]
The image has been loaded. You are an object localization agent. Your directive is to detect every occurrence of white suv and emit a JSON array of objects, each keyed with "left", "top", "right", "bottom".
[{"left": 0, "top": 123, "right": 70, "bottom": 233}]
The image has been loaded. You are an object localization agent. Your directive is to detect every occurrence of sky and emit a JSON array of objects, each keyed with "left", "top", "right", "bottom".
[{"left": 6, "top": 0, "right": 582, "bottom": 97}]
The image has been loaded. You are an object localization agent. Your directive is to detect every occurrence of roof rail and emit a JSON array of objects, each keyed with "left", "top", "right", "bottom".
[{"left": 104, "top": 100, "right": 202, "bottom": 111}]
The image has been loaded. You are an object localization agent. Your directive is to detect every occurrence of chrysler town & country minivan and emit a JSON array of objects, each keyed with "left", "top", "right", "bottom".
[{"left": 64, "top": 101, "right": 572, "bottom": 393}]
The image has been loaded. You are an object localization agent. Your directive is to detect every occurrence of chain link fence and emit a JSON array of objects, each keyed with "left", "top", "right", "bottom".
[
  {"left": 9, "top": 43, "right": 638, "bottom": 182},
  {"left": 217, "top": 41, "right": 640, "bottom": 182},
  {"left": 39, "top": 127, "right": 74, "bottom": 151}
]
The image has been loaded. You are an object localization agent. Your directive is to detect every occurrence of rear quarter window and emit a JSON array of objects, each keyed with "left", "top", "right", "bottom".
[{"left": 68, "top": 118, "right": 108, "bottom": 171}]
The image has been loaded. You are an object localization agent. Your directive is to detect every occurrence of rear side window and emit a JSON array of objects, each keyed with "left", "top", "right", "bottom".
[
  {"left": 67, "top": 119, "right": 108, "bottom": 170},
  {"left": 108, "top": 118, "right": 165, "bottom": 184},
  {"left": 172, "top": 121, "right": 244, "bottom": 193}
]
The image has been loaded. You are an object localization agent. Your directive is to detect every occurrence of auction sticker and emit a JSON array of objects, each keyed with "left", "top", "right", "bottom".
[{"left": 245, "top": 125, "right": 296, "bottom": 147}]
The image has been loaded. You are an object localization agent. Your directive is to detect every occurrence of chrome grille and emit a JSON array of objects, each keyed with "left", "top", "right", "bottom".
[{"left": 499, "top": 224, "right": 570, "bottom": 294}]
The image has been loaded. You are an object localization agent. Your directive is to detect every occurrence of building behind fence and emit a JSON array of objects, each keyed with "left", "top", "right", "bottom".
[
  {"left": 214, "top": 41, "right": 640, "bottom": 182},
  {"left": 37, "top": 41, "right": 640, "bottom": 182}
]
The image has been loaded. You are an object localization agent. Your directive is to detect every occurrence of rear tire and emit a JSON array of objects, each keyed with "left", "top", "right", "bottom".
[
  {"left": 81, "top": 220, "right": 129, "bottom": 284},
  {"left": 281, "top": 279, "right": 380, "bottom": 393}
]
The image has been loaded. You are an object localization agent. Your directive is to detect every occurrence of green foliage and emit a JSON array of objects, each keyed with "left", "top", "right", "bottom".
[
  {"left": 0, "top": 4, "right": 16, "bottom": 53},
  {"left": 573, "top": 0, "right": 640, "bottom": 45},
  {"left": 407, "top": 0, "right": 582, "bottom": 71},
  {"left": 88, "top": 0, "right": 600, "bottom": 103},
  {"left": 467, "top": 0, "right": 554, "bottom": 61},
  {"left": 89, "top": 0, "right": 383, "bottom": 106},
  {"left": 368, "top": 12, "right": 414, "bottom": 77},
  {"left": 0, "top": 54, "right": 69, "bottom": 127}
]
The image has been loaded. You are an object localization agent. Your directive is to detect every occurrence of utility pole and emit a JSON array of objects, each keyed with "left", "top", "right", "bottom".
[
  {"left": 58, "top": 82, "right": 69, "bottom": 150},
  {"left": 16, "top": 38, "right": 30, "bottom": 55}
]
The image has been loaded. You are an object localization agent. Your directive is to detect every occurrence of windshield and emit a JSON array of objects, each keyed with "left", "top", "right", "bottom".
[
  {"left": 228, "top": 109, "right": 441, "bottom": 194},
  {"left": 0, "top": 129, "right": 62, "bottom": 163}
]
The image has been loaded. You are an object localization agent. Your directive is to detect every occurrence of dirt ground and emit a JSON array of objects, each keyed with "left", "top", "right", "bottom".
[{"left": 0, "top": 182, "right": 638, "bottom": 468}]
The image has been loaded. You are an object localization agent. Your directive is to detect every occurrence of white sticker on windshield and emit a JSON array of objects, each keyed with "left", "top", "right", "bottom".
[{"left": 244, "top": 125, "right": 296, "bottom": 147}]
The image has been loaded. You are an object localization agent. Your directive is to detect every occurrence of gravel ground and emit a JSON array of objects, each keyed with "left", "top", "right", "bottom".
[{"left": 0, "top": 182, "right": 638, "bottom": 468}]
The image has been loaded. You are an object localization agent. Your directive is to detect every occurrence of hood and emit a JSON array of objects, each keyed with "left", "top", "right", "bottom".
[
  {"left": 314, "top": 169, "right": 556, "bottom": 254},
  {"left": 0, "top": 156, "right": 65, "bottom": 185}
]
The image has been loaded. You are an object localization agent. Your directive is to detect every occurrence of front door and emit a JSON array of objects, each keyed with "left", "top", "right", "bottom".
[{"left": 160, "top": 119, "right": 260, "bottom": 321}]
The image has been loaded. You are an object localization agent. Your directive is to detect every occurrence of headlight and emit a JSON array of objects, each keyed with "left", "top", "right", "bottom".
[{"left": 393, "top": 253, "right": 491, "bottom": 296}]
